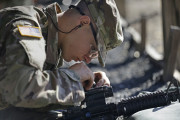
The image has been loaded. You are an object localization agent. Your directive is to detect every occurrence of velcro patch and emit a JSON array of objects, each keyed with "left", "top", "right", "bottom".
[{"left": 17, "top": 25, "right": 42, "bottom": 38}]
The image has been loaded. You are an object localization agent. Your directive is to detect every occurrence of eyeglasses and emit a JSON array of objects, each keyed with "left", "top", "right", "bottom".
[
  {"left": 88, "top": 44, "right": 99, "bottom": 59},
  {"left": 69, "top": 5, "right": 99, "bottom": 59}
]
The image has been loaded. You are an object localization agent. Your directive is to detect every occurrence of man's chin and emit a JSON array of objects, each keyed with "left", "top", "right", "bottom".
[
  {"left": 64, "top": 57, "right": 81, "bottom": 63},
  {"left": 65, "top": 59, "right": 71, "bottom": 62},
  {"left": 63, "top": 57, "right": 71, "bottom": 62}
]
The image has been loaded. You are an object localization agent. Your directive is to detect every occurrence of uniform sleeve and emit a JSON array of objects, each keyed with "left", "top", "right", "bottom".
[{"left": 0, "top": 20, "right": 85, "bottom": 109}]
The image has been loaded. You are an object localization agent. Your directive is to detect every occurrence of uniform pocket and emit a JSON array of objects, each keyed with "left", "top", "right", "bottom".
[
  {"left": 11, "top": 20, "right": 46, "bottom": 71},
  {"left": 19, "top": 38, "right": 46, "bottom": 71}
]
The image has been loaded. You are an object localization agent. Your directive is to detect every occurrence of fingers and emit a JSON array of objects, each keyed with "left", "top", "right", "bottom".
[
  {"left": 82, "top": 79, "right": 94, "bottom": 90},
  {"left": 96, "top": 79, "right": 110, "bottom": 87},
  {"left": 96, "top": 79, "right": 105, "bottom": 87},
  {"left": 94, "top": 71, "right": 110, "bottom": 87},
  {"left": 69, "top": 62, "right": 94, "bottom": 90},
  {"left": 82, "top": 67, "right": 94, "bottom": 90}
]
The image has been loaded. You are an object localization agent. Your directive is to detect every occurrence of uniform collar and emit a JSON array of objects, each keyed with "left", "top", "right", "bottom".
[{"left": 45, "top": 3, "right": 63, "bottom": 67}]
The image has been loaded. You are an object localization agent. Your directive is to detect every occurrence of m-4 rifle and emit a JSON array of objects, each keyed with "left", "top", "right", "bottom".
[{"left": 53, "top": 85, "right": 179, "bottom": 120}]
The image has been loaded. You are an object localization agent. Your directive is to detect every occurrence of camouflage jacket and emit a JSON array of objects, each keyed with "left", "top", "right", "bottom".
[{"left": 0, "top": 3, "right": 84, "bottom": 110}]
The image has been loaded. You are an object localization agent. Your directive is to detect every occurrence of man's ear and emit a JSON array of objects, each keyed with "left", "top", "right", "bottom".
[{"left": 79, "top": 16, "right": 91, "bottom": 25}]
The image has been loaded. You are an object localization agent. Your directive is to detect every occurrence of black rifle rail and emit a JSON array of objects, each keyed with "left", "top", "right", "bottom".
[{"left": 57, "top": 86, "right": 179, "bottom": 120}]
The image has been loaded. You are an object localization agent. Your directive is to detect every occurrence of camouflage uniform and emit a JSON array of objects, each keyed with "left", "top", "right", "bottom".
[
  {"left": 0, "top": 0, "right": 124, "bottom": 119},
  {"left": 0, "top": 2, "right": 85, "bottom": 119}
]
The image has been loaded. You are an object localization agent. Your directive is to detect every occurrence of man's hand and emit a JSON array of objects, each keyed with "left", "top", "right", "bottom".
[
  {"left": 69, "top": 62, "right": 94, "bottom": 90},
  {"left": 94, "top": 71, "right": 110, "bottom": 87}
]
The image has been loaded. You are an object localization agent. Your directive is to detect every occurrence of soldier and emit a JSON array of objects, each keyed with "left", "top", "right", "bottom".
[{"left": 0, "top": 0, "right": 123, "bottom": 119}]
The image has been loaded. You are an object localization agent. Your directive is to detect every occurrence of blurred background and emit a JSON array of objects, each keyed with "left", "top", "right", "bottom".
[{"left": 1, "top": 0, "right": 180, "bottom": 101}]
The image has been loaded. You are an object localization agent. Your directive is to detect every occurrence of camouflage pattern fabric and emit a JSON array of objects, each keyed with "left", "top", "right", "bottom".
[
  {"left": 0, "top": 2, "right": 84, "bottom": 110},
  {"left": 0, "top": 0, "right": 34, "bottom": 9}
]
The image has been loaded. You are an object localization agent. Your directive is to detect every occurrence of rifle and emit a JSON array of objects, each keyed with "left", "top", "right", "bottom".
[{"left": 51, "top": 85, "right": 180, "bottom": 120}]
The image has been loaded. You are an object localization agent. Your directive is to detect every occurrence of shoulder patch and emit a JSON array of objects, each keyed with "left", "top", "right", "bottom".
[{"left": 17, "top": 25, "right": 42, "bottom": 38}]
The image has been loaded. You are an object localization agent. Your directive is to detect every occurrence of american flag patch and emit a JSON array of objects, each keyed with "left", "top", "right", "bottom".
[{"left": 17, "top": 25, "right": 42, "bottom": 38}]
